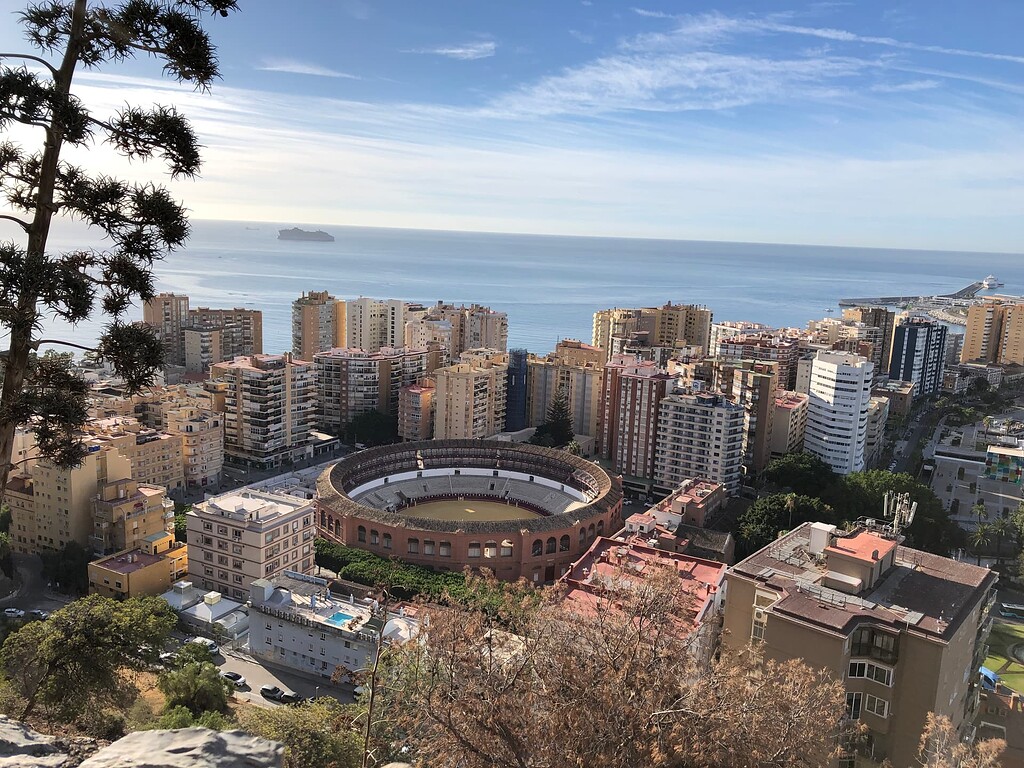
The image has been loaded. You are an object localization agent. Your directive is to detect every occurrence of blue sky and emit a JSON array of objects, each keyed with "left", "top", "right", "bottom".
[{"left": 3, "top": 0, "right": 1024, "bottom": 250}]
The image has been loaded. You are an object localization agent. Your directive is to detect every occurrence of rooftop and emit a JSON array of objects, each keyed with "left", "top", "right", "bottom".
[
  {"left": 824, "top": 530, "right": 898, "bottom": 564},
  {"left": 93, "top": 543, "right": 184, "bottom": 575},
  {"left": 194, "top": 488, "right": 313, "bottom": 523},
  {"left": 733, "top": 522, "right": 995, "bottom": 640}
]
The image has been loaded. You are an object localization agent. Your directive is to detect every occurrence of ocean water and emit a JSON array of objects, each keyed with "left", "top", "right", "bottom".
[{"left": 32, "top": 219, "right": 1024, "bottom": 356}]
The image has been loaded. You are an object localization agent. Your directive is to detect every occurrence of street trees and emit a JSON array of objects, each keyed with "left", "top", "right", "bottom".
[
  {"left": 0, "top": 0, "right": 237, "bottom": 503},
  {"left": 762, "top": 452, "right": 836, "bottom": 496},
  {"left": 0, "top": 594, "right": 176, "bottom": 722}
]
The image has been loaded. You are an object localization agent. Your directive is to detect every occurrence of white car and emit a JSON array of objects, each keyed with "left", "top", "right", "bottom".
[
  {"left": 186, "top": 637, "right": 220, "bottom": 655},
  {"left": 219, "top": 670, "right": 246, "bottom": 688},
  {"left": 3, "top": 608, "right": 25, "bottom": 619}
]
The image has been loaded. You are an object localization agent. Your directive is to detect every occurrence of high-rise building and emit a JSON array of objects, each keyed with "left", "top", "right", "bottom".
[
  {"left": 292, "top": 290, "right": 345, "bottom": 360},
  {"left": 961, "top": 301, "right": 1007, "bottom": 364},
  {"left": 404, "top": 317, "right": 453, "bottom": 362},
  {"left": 717, "top": 335, "right": 800, "bottom": 390},
  {"left": 598, "top": 356, "right": 674, "bottom": 481},
  {"left": 723, "top": 520, "right": 996, "bottom": 768},
  {"left": 164, "top": 405, "right": 224, "bottom": 490},
  {"left": 593, "top": 303, "right": 713, "bottom": 360},
  {"left": 770, "top": 391, "right": 809, "bottom": 459},
  {"left": 888, "top": 317, "right": 947, "bottom": 398},
  {"left": 865, "top": 396, "right": 890, "bottom": 468},
  {"left": 341, "top": 298, "right": 410, "bottom": 354},
  {"left": 526, "top": 344, "right": 605, "bottom": 440},
  {"left": 709, "top": 321, "right": 775, "bottom": 360},
  {"left": 187, "top": 489, "right": 315, "bottom": 601},
  {"left": 142, "top": 293, "right": 189, "bottom": 367},
  {"left": 90, "top": 478, "right": 174, "bottom": 556},
  {"left": 187, "top": 306, "right": 263, "bottom": 359},
  {"left": 398, "top": 378, "right": 435, "bottom": 441},
  {"left": 313, "top": 346, "right": 431, "bottom": 433},
  {"left": 433, "top": 353, "right": 509, "bottom": 439},
  {"left": 419, "top": 303, "right": 508, "bottom": 357},
  {"left": 730, "top": 361, "right": 778, "bottom": 477},
  {"left": 804, "top": 351, "right": 874, "bottom": 475},
  {"left": 842, "top": 306, "right": 896, "bottom": 372},
  {"left": 999, "top": 303, "right": 1024, "bottom": 366},
  {"left": 505, "top": 348, "right": 529, "bottom": 432},
  {"left": 211, "top": 354, "right": 316, "bottom": 469},
  {"left": 654, "top": 389, "right": 745, "bottom": 494}
]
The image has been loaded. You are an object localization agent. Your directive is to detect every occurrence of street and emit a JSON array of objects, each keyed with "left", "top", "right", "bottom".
[{"left": 215, "top": 648, "right": 356, "bottom": 709}]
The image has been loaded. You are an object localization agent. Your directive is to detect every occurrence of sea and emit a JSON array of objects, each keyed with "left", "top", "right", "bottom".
[{"left": 29, "top": 219, "right": 1024, "bottom": 356}]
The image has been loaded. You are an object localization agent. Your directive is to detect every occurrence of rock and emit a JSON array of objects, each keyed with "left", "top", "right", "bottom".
[
  {"left": 0, "top": 714, "right": 71, "bottom": 767},
  {"left": 78, "top": 728, "right": 283, "bottom": 768}
]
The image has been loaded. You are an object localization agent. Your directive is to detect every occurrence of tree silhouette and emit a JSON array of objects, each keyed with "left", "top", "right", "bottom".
[
  {"left": 0, "top": 0, "right": 236, "bottom": 503},
  {"left": 530, "top": 385, "right": 574, "bottom": 448},
  {"left": 969, "top": 524, "right": 992, "bottom": 566}
]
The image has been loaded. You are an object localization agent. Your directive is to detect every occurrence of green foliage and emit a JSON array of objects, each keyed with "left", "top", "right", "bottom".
[
  {"left": 39, "top": 540, "right": 90, "bottom": 594},
  {"left": 762, "top": 452, "right": 837, "bottom": 497},
  {"left": 0, "top": 594, "right": 176, "bottom": 722},
  {"left": 0, "top": 0, "right": 237, "bottom": 500},
  {"left": 173, "top": 502, "right": 190, "bottom": 543},
  {"left": 345, "top": 410, "right": 398, "bottom": 446},
  {"left": 737, "top": 494, "right": 836, "bottom": 558},
  {"left": 157, "top": 661, "right": 230, "bottom": 715},
  {"left": 238, "top": 697, "right": 361, "bottom": 768},
  {"left": 315, "top": 538, "right": 466, "bottom": 601},
  {"left": 0, "top": 532, "right": 11, "bottom": 579},
  {"left": 0, "top": 505, "right": 10, "bottom": 534},
  {"left": 173, "top": 641, "right": 214, "bottom": 667},
  {"left": 530, "top": 386, "right": 574, "bottom": 448},
  {"left": 154, "top": 705, "right": 232, "bottom": 730}
]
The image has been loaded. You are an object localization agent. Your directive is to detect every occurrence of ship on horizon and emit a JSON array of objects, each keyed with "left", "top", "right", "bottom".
[{"left": 278, "top": 227, "right": 335, "bottom": 242}]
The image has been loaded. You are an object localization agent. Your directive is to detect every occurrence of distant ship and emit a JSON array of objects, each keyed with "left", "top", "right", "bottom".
[
  {"left": 278, "top": 227, "right": 335, "bottom": 242},
  {"left": 983, "top": 275, "right": 1002, "bottom": 289}
]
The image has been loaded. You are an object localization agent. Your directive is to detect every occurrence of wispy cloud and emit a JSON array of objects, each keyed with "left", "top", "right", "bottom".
[
  {"left": 869, "top": 79, "right": 939, "bottom": 93},
  {"left": 405, "top": 41, "right": 496, "bottom": 60},
  {"left": 569, "top": 29, "right": 594, "bottom": 44},
  {"left": 257, "top": 59, "right": 359, "bottom": 78}
]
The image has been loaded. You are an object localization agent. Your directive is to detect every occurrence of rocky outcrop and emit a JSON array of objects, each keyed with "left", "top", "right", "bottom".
[
  {"left": 79, "top": 728, "right": 283, "bottom": 768},
  {"left": 0, "top": 718, "right": 282, "bottom": 768}
]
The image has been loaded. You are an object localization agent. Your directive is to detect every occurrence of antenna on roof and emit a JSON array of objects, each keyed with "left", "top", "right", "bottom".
[{"left": 883, "top": 491, "right": 917, "bottom": 538}]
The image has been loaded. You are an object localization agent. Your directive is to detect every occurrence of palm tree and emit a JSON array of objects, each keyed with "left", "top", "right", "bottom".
[
  {"left": 992, "top": 517, "right": 1013, "bottom": 563},
  {"left": 973, "top": 500, "right": 988, "bottom": 527},
  {"left": 970, "top": 524, "right": 993, "bottom": 566}
]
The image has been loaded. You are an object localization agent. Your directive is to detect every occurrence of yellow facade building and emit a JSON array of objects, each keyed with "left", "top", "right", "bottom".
[
  {"left": 88, "top": 531, "right": 188, "bottom": 599},
  {"left": 433, "top": 352, "right": 508, "bottom": 440}
]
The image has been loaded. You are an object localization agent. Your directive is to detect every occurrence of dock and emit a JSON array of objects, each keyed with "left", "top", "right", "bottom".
[{"left": 838, "top": 281, "right": 983, "bottom": 308}]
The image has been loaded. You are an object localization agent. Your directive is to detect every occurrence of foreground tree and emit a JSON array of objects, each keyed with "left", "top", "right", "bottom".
[
  {"left": 0, "top": 0, "right": 237, "bottom": 502},
  {"left": 381, "top": 570, "right": 847, "bottom": 768},
  {"left": 158, "top": 659, "right": 230, "bottom": 715},
  {"left": 914, "top": 713, "right": 1003, "bottom": 768},
  {"left": 0, "top": 594, "right": 176, "bottom": 722},
  {"left": 238, "top": 697, "right": 362, "bottom": 768},
  {"left": 736, "top": 493, "right": 835, "bottom": 558}
]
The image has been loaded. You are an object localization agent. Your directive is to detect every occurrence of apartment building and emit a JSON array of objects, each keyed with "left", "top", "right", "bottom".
[
  {"left": 730, "top": 361, "right": 778, "bottom": 476},
  {"left": 89, "top": 531, "right": 188, "bottom": 599},
  {"left": 90, "top": 478, "right": 174, "bottom": 556},
  {"left": 314, "top": 346, "right": 433, "bottom": 433},
  {"left": 708, "top": 321, "right": 775, "bottom": 360},
  {"left": 187, "top": 489, "right": 316, "bottom": 601},
  {"left": 843, "top": 307, "right": 896, "bottom": 373},
  {"left": 654, "top": 390, "right": 745, "bottom": 494},
  {"left": 527, "top": 345, "right": 605, "bottom": 440},
  {"left": 292, "top": 290, "right": 346, "bottom": 359},
  {"left": 164, "top": 405, "right": 224, "bottom": 489},
  {"left": 723, "top": 520, "right": 996, "bottom": 767},
  {"left": 410, "top": 302, "right": 508, "bottom": 358},
  {"left": 142, "top": 293, "right": 263, "bottom": 372},
  {"left": 593, "top": 303, "right": 713, "bottom": 359},
  {"left": 341, "top": 298, "right": 410, "bottom": 353},
  {"left": 962, "top": 301, "right": 1009, "bottom": 365},
  {"left": 142, "top": 292, "right": 190, "bottom": 367},
  {"left": 211, "top": 354, "right": 317, "bottom": 469},
  {"left": 804, "top": 351, "right": 874, "bottom": 476},
  {"left": 770, "top": 390, "right": 809, "bottom": 459},
  {"left": 432, "top": 353, "right": 509, "bottom": 439},
  {"left": 398, "top": 379, "right": 436, "bottom": 441},
  {"left": 717, "top": 334, "right": 801, "bottom": 390},
  {"left": 82, "top": 418, "right": 185, "bottom": 494},
  {"left": 889, "top": 317, "right": 948, "bottom": 398},
  {"left": 597, "top": 355, "right": 674, "bottom": 482},
  {"left": 865, "top": 396, "right": 890, "bottom": 469}
]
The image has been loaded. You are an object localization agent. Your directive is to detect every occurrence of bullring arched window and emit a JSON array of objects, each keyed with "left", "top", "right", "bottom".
[
  {"left": 559, "top": 535, "right": 570, "bottom": 552},
  {"left": 468, "top": 542, "right": 481, "bottom": 558},
  {"left": 357, "top": 526, "right": 366, "bottom": 543},
  {"left": 408, "top": 538, "right": 419, "bottom": 554},
  {"left": 588, "top": 524, "right": 596, "bottom": 540},
  {"left": 579, "top": 528, "right": 586, "bottom": 547},
  {"left": 423, "top": 540, "right": 435, "bottom": 555},
  {"left": 546, "top": 537, "right": 556, "bottom": 554},
  {"left": 370, "top": 529, "right": 379, "bottom": 545},
  {"left": 500, "top": 540, "right": 513, "bottom": 557},
  {"left": 597, "top": 520, "right": 604, "bottom": 535},
  {"left": 439, "top": 541, "right": 452, "bottom": 557},
  {"left": 532, "top": 539, "right": 543, "bottom": 557},
  {"left": 484, "top": 541, "right": 497, "bottom": 558},
  {"left": 383, "top": 533, "right": 392, "bottom": 550}
]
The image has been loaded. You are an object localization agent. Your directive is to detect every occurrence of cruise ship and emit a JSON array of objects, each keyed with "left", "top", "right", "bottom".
[{"left": 983, "top": 275, "right": 1003, "bottom": 289}]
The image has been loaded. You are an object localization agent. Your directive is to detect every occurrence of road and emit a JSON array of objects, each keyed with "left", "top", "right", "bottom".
[
  {"left": 0, "top": 553, "right": 75, "bottom": 613},
  {"left": 214, "top": 647, "right": 356, "bottom": 709}
]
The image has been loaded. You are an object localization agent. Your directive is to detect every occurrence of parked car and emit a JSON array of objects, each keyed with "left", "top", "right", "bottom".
[
  {"left": 159, "top": 651, "right": 178, "bottom": 666},
  {"left": 3, "top": 608, "right": 25, "bottom": 619},
  {"left": 220, "top": 670, "right": 247, "bottom": 688},
  {"left": 260, "top": 685, "right": 284, "bottom": 701},
  {"left": 28, "top": 609, "right": 48, "bottom": 620},
  {"left": 279, "top": 691, "right": 304, "bottom": 705},
  {"left": 186, "top": 637, "right": 220, "bottom": 655}
]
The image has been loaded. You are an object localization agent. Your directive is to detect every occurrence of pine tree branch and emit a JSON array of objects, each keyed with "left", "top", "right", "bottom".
[
  {"left": 31, "top": 339, "right": 95, "bottom": 353},
  {"left": 0, "top": 215, "right": 30, "bottom": 231},
  {"left": 0, "top": 53, "right": 57, "bottom": 77}
]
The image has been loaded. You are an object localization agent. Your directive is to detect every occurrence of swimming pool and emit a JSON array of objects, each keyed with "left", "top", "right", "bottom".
[{"left": 324, "top": 610, "right": 355, "bottom": 628}]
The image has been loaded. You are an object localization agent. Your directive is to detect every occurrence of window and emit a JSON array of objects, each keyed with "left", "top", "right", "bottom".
[
  {"left": 266, "top": 623, "right": 272, "bottom": 630},
  {"left": 500, "top": 541, "right": 512, "bottom": 557},
  {"left": 408, "top": 538, "right": 419, "bottom": 555},
  {"left": 468, "top": 542, "right": 481, "bottom": 558},
  {"left": 864, "top": 694, "right": 888, "bottom": 718},
  {"left": 439, "top": 541, "right": 451, "bottom": 557},
  {"left": 751, "top": 609, "right": 767, "bottom": 642},
  {"left": 851, "top": 627, "right": 899, "bottom": 664},
  {"left": 370, "top": 530, "right": 379, "bottom": 545},
  {"left": 532, "top": 539, "right": 543, "bottom": 557},
  {"left": 383, "top": 533, "right": 392, "bottom": 550},
  {"left": 846, "top": 692, "right": 862, "bottom": 719},
  {"left": 546, "top": 537, "right": 556, "bottom": 554},
  {"left": 559, "top": 535, "right": 570, "bottom": 552},
  {"left": 357, "top": 526, "right": 366, "bottom": 543},
  {"left": 423, "top": 540, "right": 435, "bottom": 555},
  {"left": 848, "top": 661, "right": 893, "bottom": 687}
]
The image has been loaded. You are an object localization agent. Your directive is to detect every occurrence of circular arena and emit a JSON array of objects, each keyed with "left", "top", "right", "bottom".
[{"left": 316, "top": 439, "right": 623, "bottom": 583}]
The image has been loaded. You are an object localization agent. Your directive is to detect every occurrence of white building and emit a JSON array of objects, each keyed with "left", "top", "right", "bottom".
[
  {"left": 654, "top": 390, "right": 745, "bottom": 494},
  {"left": 248, "top": 571, "right": 417, "bottom": 680},
  {"left": 344, "top": 298, "right": 410, "bottom": 353},
  {"left": 186, "top": 489, "right": 316, "bottom": 601},
  {"left": 803, "top": 351, "right": 874, "bottom": 475}
]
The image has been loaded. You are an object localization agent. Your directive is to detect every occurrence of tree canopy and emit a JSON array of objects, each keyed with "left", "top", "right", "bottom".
[
  {"left": 238, "top": 697, "right": 361, "bottom": 768},
  {"left": 0, "top": 0, "right": 237, "bottom": 502},
  {"left": 345, "top": 409, "right": 398, "bottom": 446},
  {"left": 737, "top": 493, "right": 836, "bottom": 558},
  {"left": 529, "top": 386, "right": 574, "bottom": 448},
  {"left": 157, "top": 660, "right": 230, "bottom": 715},
  {"left": 762, "top": 452, "right": 837, "bottom": 497}
]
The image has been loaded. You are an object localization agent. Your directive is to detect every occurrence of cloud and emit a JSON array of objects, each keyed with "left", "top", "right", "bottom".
[
  {"left": 405, "top": 41, "right": 496, "bottom": 60},
  {"left": 257, "top": 59, "right": 358, "bottom": 78},
  {"left": 869, "top": 79, "right": 939, "bottom": 93},
  {"left": 569, "top": 29, "right": 594, "bottom": 44}
]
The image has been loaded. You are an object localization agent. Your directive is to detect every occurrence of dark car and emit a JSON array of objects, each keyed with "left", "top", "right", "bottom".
[
  {"left": 259, "top": 684, "right": 284, "bottom": 701},
  {"left": 279, "top": 691, "right": 305, "bottom": 705}
]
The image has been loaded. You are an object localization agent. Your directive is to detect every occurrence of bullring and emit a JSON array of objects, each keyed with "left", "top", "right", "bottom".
[{"left": 316, "top": 439, "right": 623, "bottom": 582}]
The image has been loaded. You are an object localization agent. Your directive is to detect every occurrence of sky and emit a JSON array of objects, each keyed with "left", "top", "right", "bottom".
[{"left": 2, "top": 0, "right": 1024, "bottom": 251}]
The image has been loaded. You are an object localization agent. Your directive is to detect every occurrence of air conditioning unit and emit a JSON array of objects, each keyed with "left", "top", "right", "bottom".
[{"left": 754, "top": 608, "right": 767, "bottom": 621}]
